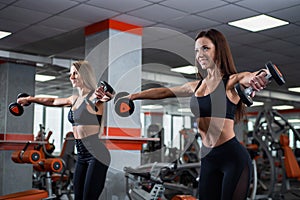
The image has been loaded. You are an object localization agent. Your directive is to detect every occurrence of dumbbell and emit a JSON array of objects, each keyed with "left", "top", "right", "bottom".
[
  {"left": 114, "top": 92, "right": 135, "bottom": 117},
  {"left": 8, "top": 93, "right": 31, "bottom": 116},
  {"left": 235, "top": 61, "right": 285, "bottom": 107},
  {"left": 85, "top": 81, "right": 115, "bottom": 112}
]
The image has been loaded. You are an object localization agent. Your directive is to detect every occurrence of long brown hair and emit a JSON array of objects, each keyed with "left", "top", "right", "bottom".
[{"left": 194, "top": 29, "right": 245, "bottom": 122}]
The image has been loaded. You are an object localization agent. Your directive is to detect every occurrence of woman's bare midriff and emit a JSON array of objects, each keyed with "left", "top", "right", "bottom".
[
  {"left": 196, "top": 117, "right": 235, "bottom": 147},
  {"left": 72, "top": 125, "right": 101, "bottom": 139}
]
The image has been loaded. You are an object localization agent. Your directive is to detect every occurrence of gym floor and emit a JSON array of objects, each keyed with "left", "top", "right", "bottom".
[
  {"left": 280, "top": 192, "right": 300, "bottom": 200},
  {"left": 59, "top": 191, "right": 300, "bottom": 200},
  {"left": 274, "top": 180, "right": 300, "bottom": 200}
]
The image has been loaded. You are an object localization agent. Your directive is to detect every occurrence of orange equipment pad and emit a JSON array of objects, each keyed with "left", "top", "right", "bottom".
[
  {"left": 280, "top": 134, "right": 300, "bottom": 178},
  {"left": 33, "top": 158, "right": 63, "bottom": 173},
  {"left": 0, "top": 189, "right": 48, "bottom": 200},
  {"left": 171, "top": 195, "right": 197, "bottom": 200}
]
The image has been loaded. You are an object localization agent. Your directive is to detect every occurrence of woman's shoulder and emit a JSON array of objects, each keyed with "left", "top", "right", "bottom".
[
  {"left": 225, "top": 73, "right": 241, "bottom": 89},
  {"left": 228, "top": 72, "right": 252, "bottom": 81}
]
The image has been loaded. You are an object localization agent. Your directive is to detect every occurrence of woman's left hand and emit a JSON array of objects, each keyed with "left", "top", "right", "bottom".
[
  {"left": 249, "top": 69, "right": 269, "bottom": 97},
  {"left": 94, "top": 85, "right": 114, "bottom": 102}
]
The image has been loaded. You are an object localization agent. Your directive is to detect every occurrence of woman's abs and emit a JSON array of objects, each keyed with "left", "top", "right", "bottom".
[
  {"left": 197, "top": 117, "right": 235, "bottom": 147},
  {"left": 72, "top": 125, "right": 101, "bottom": 139}
]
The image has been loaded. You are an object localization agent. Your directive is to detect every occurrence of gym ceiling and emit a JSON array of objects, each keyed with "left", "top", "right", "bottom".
[{"left": 0, "top": 0, "right": 299, "bottom": 112}]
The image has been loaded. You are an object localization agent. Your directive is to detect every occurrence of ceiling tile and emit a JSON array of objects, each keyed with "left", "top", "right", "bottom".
[
  {"left": 39, "top": 16, "right": 88, "bottom": 31},
  {"left": 197, "top": 4, "right": 258, "bottom": 23},
  {"left": 283, "top": 35, "right": 300, "bottom": 46},
  {"left": 69, "top": 0, "right": 88, "bottom": 2},
  {"left": 163, "top": 15, "right": 220, "bottom": 31},
  {"left": 0, "top": 25, "right": 67, "bottom": 51},
  {"left": 256, "top": 40, "right": 296, "bottom": 52},
  {"left": 87, "top": 0, "right": 151, "bottom": 12},
  {"left": 14, "top": 0, "right": 78, "bottom": 14},
  {"left": 151, "top": 23, "right": 186, "bottom": 34},
  {"left": 0, "top": 19, "right": 28, "bottom": 32},
  {"left": 160, "top": 0, "right": 227, "bottom": 13},
  {"left": 276, "top": 46, "right": 300, "bottom": 60},
  {"left": 145, "top": 0, "right": 166, "bottom": 2},
  {"left": 236, "top": 0, "right": 300, "bottom": 13},
  {"left": 0, "top": 36, "right": 30, "bottom": 49},
  {"left": 144, "top": 36, "right": 194, "bottom": 65},
  {"left": 58, "top": 4, "right": 118, "bottom": 23},
  {"left": 228, "top": 32, "right": 274, "bottom": 45},
  {"left": 260, "top": 24, "right": 300, "bottom": 38},
  {"left": 223, "top": 0, "right": 242, "bottom": 2},
  {"left": 0, "top": 0, "right": 15, "bottom": 4},
  {"left": 270, "top": 5, "right": 300, "bottom": 23},
  {"left": 18, "top": 29, "right": 85, "bottom": 56},
  {"left": 0, "top": 6, "right": 51, "bottom": 24},
  {"left": 112, "top": 14, "right": 156, "bottom": 27},
  {"left": 128, "top": 4, "right": 186, "bottom": 23},
  {"left": 0, "top": 3, "right": 5, "bottom": 9},
  {"left": 209, "top": 24, "right": 249, "bottom": 37},
  {"left": 16, "top": 25, "right": 66, "bottom": 42},
  {"left": 231, "top": 45, "right": 265, "bottom": 59},
  {"left": 143, "top": 26, "right": 185, "bottom": 45}
]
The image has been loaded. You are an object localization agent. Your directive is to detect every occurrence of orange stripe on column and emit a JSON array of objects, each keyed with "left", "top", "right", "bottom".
[
  {"left": 102, "top": 140, "right": 145, "bottom": 150},
  {"left": 0, "top": 133, "right": 36, "bottom": 150},
  {"left": 85, "top": 19, "right": 143, "bottom": 36},
  {"left": 102, "top": 127, "right": 146, "bottom": 150},
  {"left": 104, "top": 127, "right": 141, "bottom": 137},
  {"left": 0, "top": 60, "right": 7, "bottom": 64},
  {"left": 144, "top": 112, "right": 164, "bottom": 116},
  {"left": 0, "top": 133, "right": 34, "bottom": 141}
]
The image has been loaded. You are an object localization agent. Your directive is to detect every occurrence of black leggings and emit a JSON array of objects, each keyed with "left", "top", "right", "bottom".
[
  {"left": 74, "top": 134, "right": 111, "bottom": 200},
  {"left": 198, "top": 137, "right": 252, "bottom": 200}
]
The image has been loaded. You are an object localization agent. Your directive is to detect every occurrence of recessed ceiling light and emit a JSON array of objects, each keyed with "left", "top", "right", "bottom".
[
  {"left": 0, "top": 30, "right": 11, "bottom": 39},
  {"left": 228, "top": 14, "right": 289, "bottom": 32},
  {"left": 272, "top": 105, "right": 294, "bottom": 110},
  {"left": 171, "top": 65, "right": 196, "bottom": 74},
  {"left": 36, "top": 63, "right": 45, "bottom": 67},
  {"left": 252, "top": 101, "right": 264, "bottom": 107},
  {"left": 288, "top": 87, "right": 300, "bottom": 93},
  {"left": 142, "top": 105, "right": 164, "bottom": 110},
  {"left": 178, "top": 108, "right": 191, "bottom": 112},
  {"left": 288, "top": 119, "right": 300, "bottom": 123},
  {"left": 35, "top": 74, "right": 56, "bottom": 82}
]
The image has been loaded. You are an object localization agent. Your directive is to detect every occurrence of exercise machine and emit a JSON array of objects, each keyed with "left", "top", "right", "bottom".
[
  {"left": 0, "top": 125, "right": 76, "bottom": 200},
  {"left": 124, "top": 162, "right": 200, "bottom": 200},
  {"left": 248, "top": 108, "right": 300, "bottom": 200}
]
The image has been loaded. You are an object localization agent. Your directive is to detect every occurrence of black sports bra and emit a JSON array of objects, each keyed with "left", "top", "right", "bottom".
[
  {"left": 190, "top": 77, "right": 237, "bottom": 120},
  {"left": 68, "top": 91, "right": 102, "bottom": 126}
]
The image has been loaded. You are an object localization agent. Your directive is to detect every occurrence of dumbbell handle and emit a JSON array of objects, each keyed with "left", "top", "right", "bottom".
[
  {"left": 244, "top": 72, "right": 272, "bottom": 96},
  {"left": 85, "top": 81, "right": 115, "bottom": 112}
]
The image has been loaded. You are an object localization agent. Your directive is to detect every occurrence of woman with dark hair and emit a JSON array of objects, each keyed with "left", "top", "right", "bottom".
[
  {"left": 18, "top": 60, "right": 114, "bottom": 200},
  {"left": 126, "top": 29, "right": 268, "bottom": 199}
]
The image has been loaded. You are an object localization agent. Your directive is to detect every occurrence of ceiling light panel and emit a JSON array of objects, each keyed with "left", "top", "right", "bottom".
[
  {"left": 0, "top": 30, "right": 11, "bottom": 39},
  {"left": 288, "top": 87, "right": 300, "bottom": 93},
  {"left": 35, "top": 74, "right": 56, "bottom": 82},
  {"left": 272, "top": 105, "right": 294, "bottom": 110},
  {"left": 228, "top": 14, "right": 289, "bottom": 32},
  {"left": 171, "top": 65, "right": 196, "bottom": 74}
]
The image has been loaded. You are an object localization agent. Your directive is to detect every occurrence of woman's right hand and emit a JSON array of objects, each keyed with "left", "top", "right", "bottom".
[{"left": 17, "top": 96, "right": 31, "bottom": 106}]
